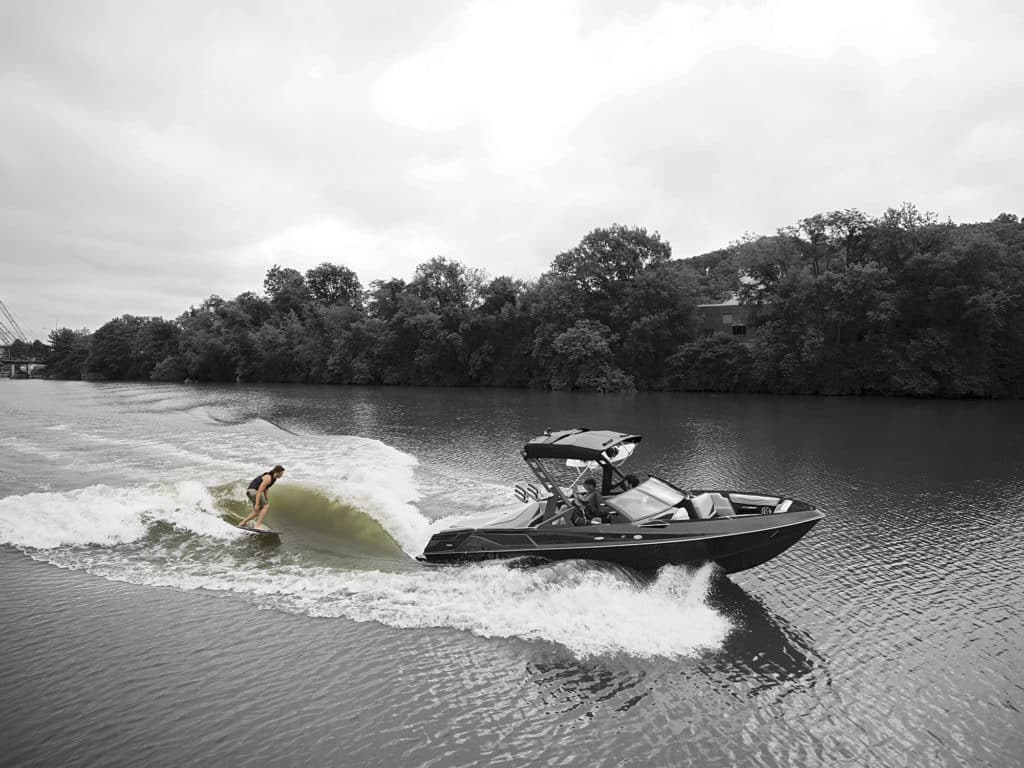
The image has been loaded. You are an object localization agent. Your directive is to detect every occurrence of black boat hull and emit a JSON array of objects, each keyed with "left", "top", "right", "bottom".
[{"left": 419, "top": 509, "right": 823, "bottom": 573}]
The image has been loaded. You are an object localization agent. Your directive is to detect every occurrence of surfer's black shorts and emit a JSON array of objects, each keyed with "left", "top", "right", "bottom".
[{"left": 246, "top": 489, "right": 267, "bottom": 507}]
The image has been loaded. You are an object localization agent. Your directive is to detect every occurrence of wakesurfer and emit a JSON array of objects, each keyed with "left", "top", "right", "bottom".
[{"left": 239, "top": 465, "right": 285, "bottom": 530}]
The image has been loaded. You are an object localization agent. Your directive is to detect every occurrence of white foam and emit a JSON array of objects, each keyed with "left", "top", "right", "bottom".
[
  {"left": 322, "top": 561, "right": 731, "bottom": 658},
  {"left": 1, "top": 477, "right": 730, "bottom": 659},
  {"left": 168, "top": 424, "right": 430, "bottom": 554},
  {"left": 21, "top": 541, "right": 731, "bottom": 658},
  {"left": 2, "top": 410, "right": 732, "bottom": 659},
  {"left": 5, "top": 418, "right": 431, "bottom": 555},
  {"left": 0, "top": 481, "right": 234, "bottom": 549}
]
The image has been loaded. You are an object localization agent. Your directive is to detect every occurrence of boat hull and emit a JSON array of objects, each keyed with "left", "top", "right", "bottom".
[{"left": 419, "top": 508, "right": 823, "bottom": 573}]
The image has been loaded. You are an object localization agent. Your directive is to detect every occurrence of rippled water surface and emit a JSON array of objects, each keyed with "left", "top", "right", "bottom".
[{"left": 2, "top": 381, "right": 1023, "bottom": 767}]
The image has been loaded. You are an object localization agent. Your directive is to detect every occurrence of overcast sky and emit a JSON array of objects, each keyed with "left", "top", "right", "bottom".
[{"left": 1, "top": 0, "right": 1021, "bottom": 339}]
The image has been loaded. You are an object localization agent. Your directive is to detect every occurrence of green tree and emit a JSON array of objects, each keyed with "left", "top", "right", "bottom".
[
  {"left": 550, "top": 224, "right": 672, "bottom": 295},
  {"left": 8, "top": 338, "right": 48, "bottom": 359},
  {"left": 38, "top": 208, "right": 1024, "bottom": 398},
  {"left": 367, "top": 278, "right": 408, "bottom": 322},
  {"left": 263, "top": 265, "right": 311, "bottom": 318},
  {"left": 133, "top": 318, "right": 181, "bottom": 380},
  {"left": 306, "top": 263, "right": 363, "bottom": 308},
  {"left": 611, "top": 260, "right": 698, "bottom": 387},
  {"left": 889, "top": 231, "right": 1003, "bottom": 396},
  {"left": 176, "top": 297, "right": 245, "bottom": 382},
  {"left": 460, "top": 276, "right": 538, "bottom": 386},
  {"left": 85, "top": 316, "right": 146, "bottom": 379},
  {"left": 534, "top": 225, "right": 693, "bottom": 389},
  {"left": 538, "top": 225, "right": 673, "bottom": 341},
  {"left": 544, "top": 320, "right": 635, "bottom": 392},
  {"left": 47, "top": 328, "right": 92, "bottom": 379},
  {"left": 251, "top": 312, "right": 318, "bottom": 383},
  {"left": 343, "top": 317, "right": 392, "bottom": 384},
  {"left": 410, "top": 256, "right": 483, "bottom": 309},
  {"left": 665, "top": 335, "right": 754, "bottom": 392},
  {"left": 686, "top": 247, "right": 741, "bottom": 303}
]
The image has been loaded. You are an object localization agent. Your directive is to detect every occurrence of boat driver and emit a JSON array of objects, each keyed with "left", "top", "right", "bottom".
[{"left": 581, "top": 477, "right": 611, "bottom": 524}]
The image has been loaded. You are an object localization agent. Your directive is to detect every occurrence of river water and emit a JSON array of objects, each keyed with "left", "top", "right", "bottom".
[{"left": 1, "top": 381, "right": 1022, "bottom": 767}]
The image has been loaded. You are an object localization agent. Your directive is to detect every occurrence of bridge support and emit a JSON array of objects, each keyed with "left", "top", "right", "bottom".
[{"left": 1, "top": 358, "right": 45, "bottom": 378}]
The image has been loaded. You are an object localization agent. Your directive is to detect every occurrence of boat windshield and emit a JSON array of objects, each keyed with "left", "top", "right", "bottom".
[{"left": 606, "top": 478, "right": 687, "bottom": 523}]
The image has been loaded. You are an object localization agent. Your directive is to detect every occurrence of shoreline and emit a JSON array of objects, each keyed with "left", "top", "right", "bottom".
[{"left": 7, "top": 375, "right": 1024, "bottom": 402}]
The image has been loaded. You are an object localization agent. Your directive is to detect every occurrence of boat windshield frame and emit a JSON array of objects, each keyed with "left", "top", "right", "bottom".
[
  {"left": 521, "top": 431, "right": 641, "bottom": 515},
  {"left": 604, "top": 478, "right": 687, "bottom": 523}
]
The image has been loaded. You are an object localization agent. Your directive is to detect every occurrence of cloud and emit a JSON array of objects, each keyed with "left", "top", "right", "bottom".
[{"left": 0, "top": 0, "right": 1021, "bottom": 337}]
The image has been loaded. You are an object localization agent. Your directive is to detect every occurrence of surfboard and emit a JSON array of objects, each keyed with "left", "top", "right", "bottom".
[{"left": 235, "top": 524, "right": 283, "bottom": 536}]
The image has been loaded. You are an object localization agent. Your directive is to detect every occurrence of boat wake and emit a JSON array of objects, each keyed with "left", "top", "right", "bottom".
[{"left": 0, "top": 415, "right": 732, "bottom": 658}]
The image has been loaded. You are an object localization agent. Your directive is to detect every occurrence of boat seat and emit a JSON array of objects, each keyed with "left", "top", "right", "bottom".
[
  {"left": 689, "top": 492, "right": 716, "bottom": 520},
  {"left": 710, "top": 492, "right": 735, "bottom": 517},
  {"left": 490, "top": 501, "right": 545, "bottom": 529},
  {"left": 730, "top": 493, "right": 780, "bottom": 507}
]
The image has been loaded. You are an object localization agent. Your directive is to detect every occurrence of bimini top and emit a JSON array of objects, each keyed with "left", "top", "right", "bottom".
[{"left": 522, "top": 429, "right": 642, "bottom": 461}]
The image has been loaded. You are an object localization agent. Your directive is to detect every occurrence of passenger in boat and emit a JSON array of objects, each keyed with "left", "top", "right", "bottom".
[
  {"left": 581, "top": 477, "right": 611, "bottom": 524},
  {"left": 607, "top": 472, "right": 642, "bottom": 495},
  {"left": 239, "top": 464, "right": 285, "bottom": 530}
]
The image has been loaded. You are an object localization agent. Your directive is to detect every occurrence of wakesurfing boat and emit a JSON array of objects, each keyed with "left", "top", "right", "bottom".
[{"left": 418, "top": 428, "right": 823, "bottom": 573}]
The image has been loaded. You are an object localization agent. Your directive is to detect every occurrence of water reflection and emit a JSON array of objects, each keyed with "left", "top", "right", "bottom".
[
  {"left": 524, "top": 656, "right": 651, "bottom": 719},
  {"left": 705, "top": 574, "right": 825, "bottom": 694},
  {"left": 512, "top": 568, "right": 825, "bottom": 727}
]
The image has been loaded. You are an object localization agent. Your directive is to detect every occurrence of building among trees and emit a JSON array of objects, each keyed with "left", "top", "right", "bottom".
[{"left": 697, "top": 297, "right": 749, "bottom": 341}]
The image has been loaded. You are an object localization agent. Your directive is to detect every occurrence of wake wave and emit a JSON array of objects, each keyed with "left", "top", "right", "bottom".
[
  {"left": 1, "top": 413, "right": 732, "bottom": 658},
  {"left": 3, "top": 415, "right": 429, "bottom": 555}
]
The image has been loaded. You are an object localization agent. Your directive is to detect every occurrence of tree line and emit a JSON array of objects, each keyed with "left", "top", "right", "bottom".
[
  {"left": 41, "top": 207, "right": 1024, "bottom": 397},
  {"left": 2, "top": 339, "right": 48, "bottom": 360}
]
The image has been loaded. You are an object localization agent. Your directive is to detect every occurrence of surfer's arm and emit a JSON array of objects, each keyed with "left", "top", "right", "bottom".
[{"left": 256, "top": 475, "right": 273, "bottom": 504}]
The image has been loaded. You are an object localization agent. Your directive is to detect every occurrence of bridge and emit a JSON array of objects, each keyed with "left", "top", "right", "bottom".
[
  {"left": 0, "top": 357, "right": 46, "bottom": 378},
  {"left": 0, "top": 298, "right": 46, "bottom": 377}
]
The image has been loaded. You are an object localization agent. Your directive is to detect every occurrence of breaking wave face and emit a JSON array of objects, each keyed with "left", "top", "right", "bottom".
[{"left": 0, "top": 412, "right": 731, "bottom": 659}]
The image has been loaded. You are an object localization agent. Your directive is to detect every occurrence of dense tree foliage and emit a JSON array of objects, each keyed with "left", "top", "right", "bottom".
[
  {"left": 39, "top": 210, "right": 1024, "bottom": 397},
  {"left": 46, "top": 329, "right": 92, "bottom": 378},
  {"left": 5, "top": 338, "right": 48, "bottom": 359},
  {"left": 713, "top": 206, "right": 1024, "bottom": 396}
]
